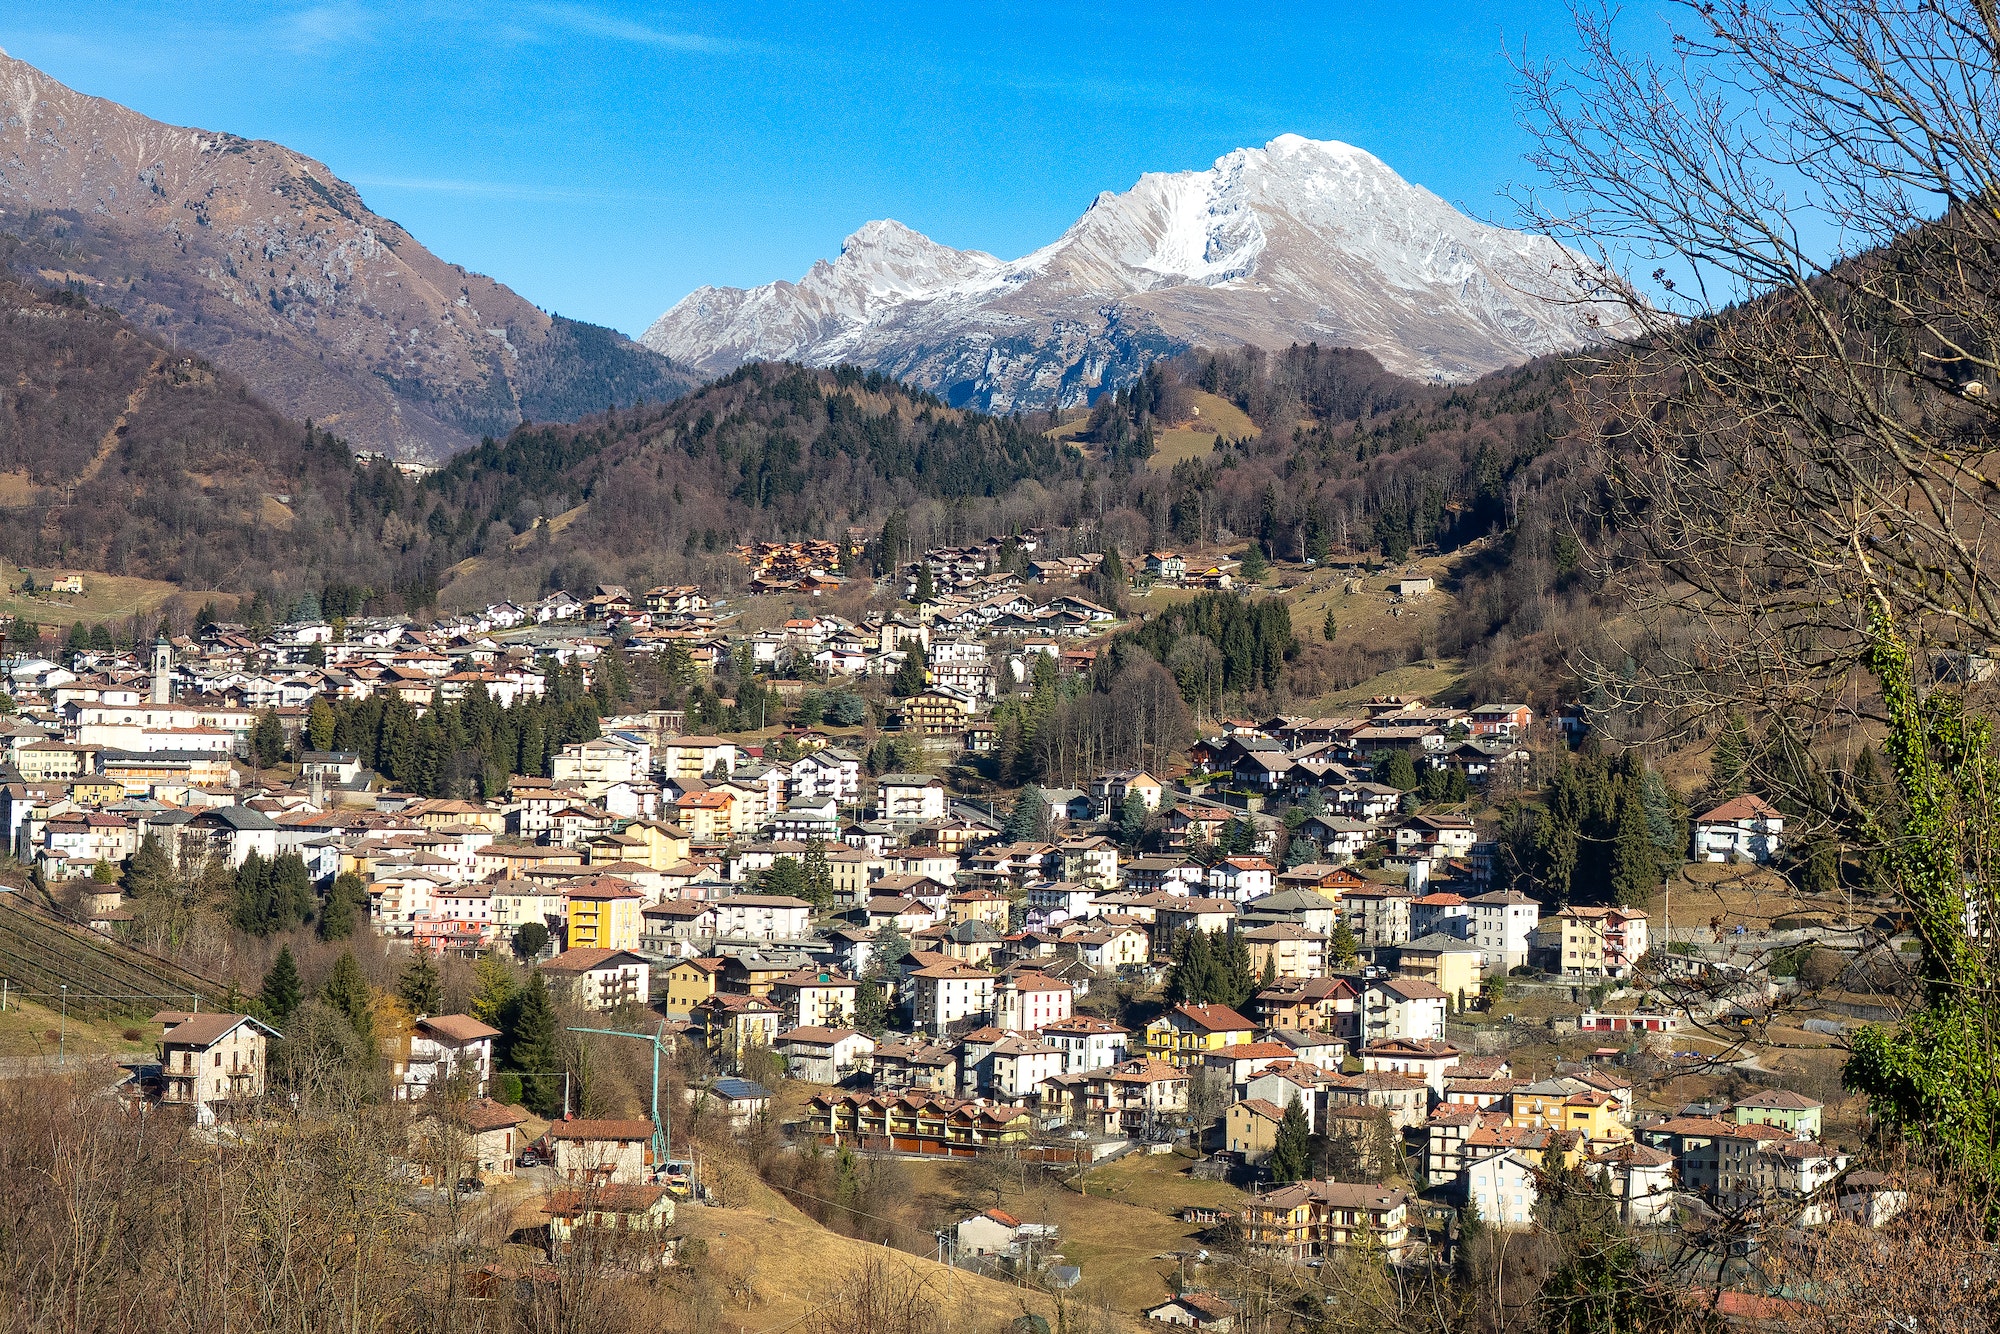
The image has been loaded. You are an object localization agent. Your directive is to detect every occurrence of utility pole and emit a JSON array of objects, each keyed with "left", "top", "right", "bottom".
[
  {"left": 569, "top": 1020, "right": 673, "bottom": 1173},
  {"left": 58, "top": 983, "right": 67, "bottom": 1065}
]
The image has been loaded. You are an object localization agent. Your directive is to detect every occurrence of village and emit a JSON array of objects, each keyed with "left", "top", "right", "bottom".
[{"left": 0, "top": 540, "right": 1877, "bottom": 1329}]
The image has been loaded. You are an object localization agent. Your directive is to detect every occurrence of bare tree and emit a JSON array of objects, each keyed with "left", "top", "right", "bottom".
[{"left": 1519, "top": 0, "right": 2000, "bottom": 1182}]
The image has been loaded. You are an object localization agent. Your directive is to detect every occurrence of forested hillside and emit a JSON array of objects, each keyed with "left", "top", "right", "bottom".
[{"left": 0, "top": 240, "right": 1606, "bottom": 688}]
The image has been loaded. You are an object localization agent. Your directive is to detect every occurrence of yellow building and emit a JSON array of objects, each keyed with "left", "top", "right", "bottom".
[
  {"left": 675, "top": 791, "right": 735, "bottom": 841},
  {"left": 945, "top": 889, "right": 1011, "bottom": 928},
  {"left": 564, "top": 878, "right": 644, "bottom": 951},
  {"left": 662, "top": 957, "right": 726, "bottom": 1018},
  {"left": 1143, "top": 1002, "right": 1258, "bottom": 1069},
  {"left": 1225, "top": 1098, "right": 1289, "bottom": 1162},
  {"left": 579, "top": 819, "right": 691, "bottom": 871},
  {"left": 829, "top": 848, "right": 888, "bottom": 904},
  {"left": 66, "top": 778, "right": 127, "bottom": 808},
  {"left": 1395, "top": 934, "right": 1484, "bottom": 1010}
]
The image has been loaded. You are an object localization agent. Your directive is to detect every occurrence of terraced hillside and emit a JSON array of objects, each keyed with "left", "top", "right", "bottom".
[{"left": 0, "top": 893, "right": 224, "bottom": 1017}]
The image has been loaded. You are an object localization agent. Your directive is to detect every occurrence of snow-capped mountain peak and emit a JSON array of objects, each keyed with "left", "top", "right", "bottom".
[{"left": 643, "top": 135, "right": 1636, "bottom": 410}]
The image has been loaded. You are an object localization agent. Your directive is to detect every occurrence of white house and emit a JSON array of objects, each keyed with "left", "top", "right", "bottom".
[
  {"left": 1465, "top": 890, "right": 1540, "bottom": 972},
  {"left": 1038, "top": 1015, "right": 1129, "bottom": 1073},
  {"left": 875, "top": 773, "right": 947, "bottom": 824},
  {"left": 1207, "top": 856, "right": 1276, "bottom": 902},
  {"left": 1463, "top": 1147, "right": 1539, "bottom": 1229},
  {"left": 779, "top": 1027, "right": 876, "bottom": 1083},
  {"left": 1692, "top": 794, "right": 1785, "bottom": 863},
  {"left": 711, "top": 894, "right": 813, "bottom": 941},
  {"left": 1360, "top": 978, "right": 1449, "bottom": 1043},
  {"left": 908, "top": 962, "right": 995, "bottom": 1033},
  {"left": 398, "top": 1014, "right": 500, "bottom": 1100}
]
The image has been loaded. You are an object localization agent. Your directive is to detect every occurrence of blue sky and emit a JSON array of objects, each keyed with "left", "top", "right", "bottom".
[{"left": 3, "top": 1, "right": 1665, "bottom": 338}]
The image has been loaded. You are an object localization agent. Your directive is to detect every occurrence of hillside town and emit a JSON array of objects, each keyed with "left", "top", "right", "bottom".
[{"left": 0, "top": 548, "right": 1880, "bottom": 1324}]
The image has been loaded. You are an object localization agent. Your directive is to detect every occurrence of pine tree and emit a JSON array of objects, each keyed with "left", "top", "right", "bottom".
[
  {"left": 259, "top": 946, "right": 302, "bottom": 1026},
  {"left": 1330, "top": 921, "right": 1359, "bottom": 969},
  {"left": 251, "top": 709, "right": 286, "bottom": 767},
  {"left": 1117, "top": 791, "right": 1149, "bottom": 845},
  {"left": 1260, "top": 954, "right": 1277, "bottom": 987},
  {"left": 762, "top": 856, "right": 812, "bottom": 900},
  {"left": 506, "top": 973, "right": 564, "bottom": 1117},
  {"left": 803, "top": 839, "right": 835, "bottom": 908},
  {"left": 1004, "top": 785, "right": 1049, "bottom": 843},
  {"left": 1322, "top": 608, "right": 1337, "bottom": 642},
  {"left": 892, "top": 643, "right": 928, "bottom": 697},
  {"left": 1608, "top": 786, "right": 1659, "bottom": 907},
  {"left": 914, "top": 562, "right": 935, "bottom": 603},
  {"left": 470, "top": 955, "right": 518, "bottom": 1026},
  {"left": 1380, "top": 751, "right": 1420, "bottom": 791},
  {"left": 319, "top": 950, "right": 375, "bottom": 1048},
  {"left": 1221, "top": 925, "right": 1255, "bottom": 1008},
  {"left": 872, "top": 918, "right": 911, "bottom": 972},
  {"left": 319, "top": 871, "right": 365, "bottom": 940},
  {"left": 1240, "top": 545, "right": 1269, "bottom": 580},
  {"left": 397, "top": 950, "right": 442, "bottom": 1016},
  {"left": 1270, "top": 1097, "right": 1313, "bottom": 1183},
  {"left": 513, "top": 921, "right": 551, "bottom": 959},
  {"left": 122, "top": 834, "right": 176, "bottom": 899},
  {"left": 1710, "top": 712, "right": 1751, "bottom": 798}
]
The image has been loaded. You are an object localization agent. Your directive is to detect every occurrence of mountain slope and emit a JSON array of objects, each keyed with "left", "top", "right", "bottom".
[
  {"left": 644, "top": 136, "right": 1639, "bottom": 410},
  {"left": 0, "top": 54, "right": 694, "bottom": 460}
]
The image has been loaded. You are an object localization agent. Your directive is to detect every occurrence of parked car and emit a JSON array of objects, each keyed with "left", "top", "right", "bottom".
[
  {"left": 455, "top": 1178, "right": 484, "bottom": 1196},
  {"left": 518, "top": 1151, "right": 541, "bottom": 1168}
]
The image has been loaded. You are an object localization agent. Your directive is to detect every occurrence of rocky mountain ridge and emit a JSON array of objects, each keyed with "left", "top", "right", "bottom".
[
  {"left": 644, "top": 135, "right": 1639, "bottom": 410},
  {"left": 0, "top": 53, "right": 692, "bottom": 459}
]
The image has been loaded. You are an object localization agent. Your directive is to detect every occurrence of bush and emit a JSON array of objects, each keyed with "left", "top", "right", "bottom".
[{"left": 493, "top": 1071, "right": 524, "bottom": 1105}]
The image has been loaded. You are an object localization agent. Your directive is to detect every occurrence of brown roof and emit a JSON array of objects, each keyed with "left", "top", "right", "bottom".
[
  {"left": 162, "top": 1012, "right": 276, "bottom": 1047},
  {"left": 418, "top": 1014, "right": 501, "bottom": 1043},
  {"left": 458, "top": 1098, "right": 530, "bottom": 1133},
  {"left": 548, "top": 1118, "right": 655, "bottom": 1141},
  {"left": 541, "top": 948, "right": 646, "bottom": 973},
  {"left": 1172, "top": 1002, "right": 1255, "bottom": 1032},
  {"left": 546, "top": 1184, "right": 668, "bottom": 1213}
]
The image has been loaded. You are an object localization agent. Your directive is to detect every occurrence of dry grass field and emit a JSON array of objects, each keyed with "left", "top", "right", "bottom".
[{"left": 0, "top": 571, "right": 219, "bottom": 629}]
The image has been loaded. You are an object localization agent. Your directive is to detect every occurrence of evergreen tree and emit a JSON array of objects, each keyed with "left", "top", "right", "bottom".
[
  {"left": 891, "top": 643, "right": 929, "bottom": 697},
  {"left": 506, "top": 973, "right": 564, "bottom": 1117},
  {"left": 122, "top": 834, "right": 176, "bottom": 899},
  {"left": 803, "top": 839, "right": 835, "bottom": 908},
  {"left": 397, "top": 950, "right": 442, "bottom": 1016},
  {"left": 513, "top": 921, "right": 551, "bottom": 959},
  {"left": 1260, "top": 954, "right": 1277, "bottom": 987},
  {"left": 251, "top": 708, "right": 286, "bottom": 766},
  {"left": 853, "top": 979, "right": 890, "bottom": 1033},
  {"left": 1710, "top": 712, "right": 1751, "bottom": 798},
  {"left": 1283, "top": 834, "right": 1321, "bottom": 868},
  {"left": 1322, "top": 608, "right": 1337, "bottom": 642},
  {"left": 1270, "top": 1097, "right": 1313, "bottom": 1183},
  {"left": 1607, "top": 787, "right": 1659, "bottom": 907},
  {"left": 1117, "top": 791, "right": 1149, "bottom": 845},
  {"left": 319, "top": 871, "right": 366, "bottom": 940},
  {"left": 1239, "top": 545, "right": 1269, "bottom": 580},
  {"left": 1003, "top": 784, "right": 1050, "bottom": 843},
  {"left": 761, "top": 856, "right": 812, "bottom": 900},
  {"left": 1378, "top": 751, "right": 1421, "bottom": 791},
  {"left": 1220, "top": 925, "right": 1255, "bottom": 1008},
  {"left": 872, "top": 918, "right": 911, "bottom": 971},
  {"left": 1168, "top": 928, "right": 1216, "bottom": 1004},
  {"left": 914, "top": 562, "right": 935, "bottom": 603},
  {"left": 259, "top": 946, "right": 302, "bottom": 1026},
  {"left": 319, "top": 950, "right": 375, "bottom": 1048},
  {"left": 1330, "top": 920, "right": 1360, "bottom": 969},
  {"left": 307, "top": 697, "right": 338, "bottom": 754}
]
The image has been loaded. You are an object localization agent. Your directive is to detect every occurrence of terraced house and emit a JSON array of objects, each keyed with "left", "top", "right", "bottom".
[{"left": 1244, "top": 1181, "right": 1415, "bottom": 1260}]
